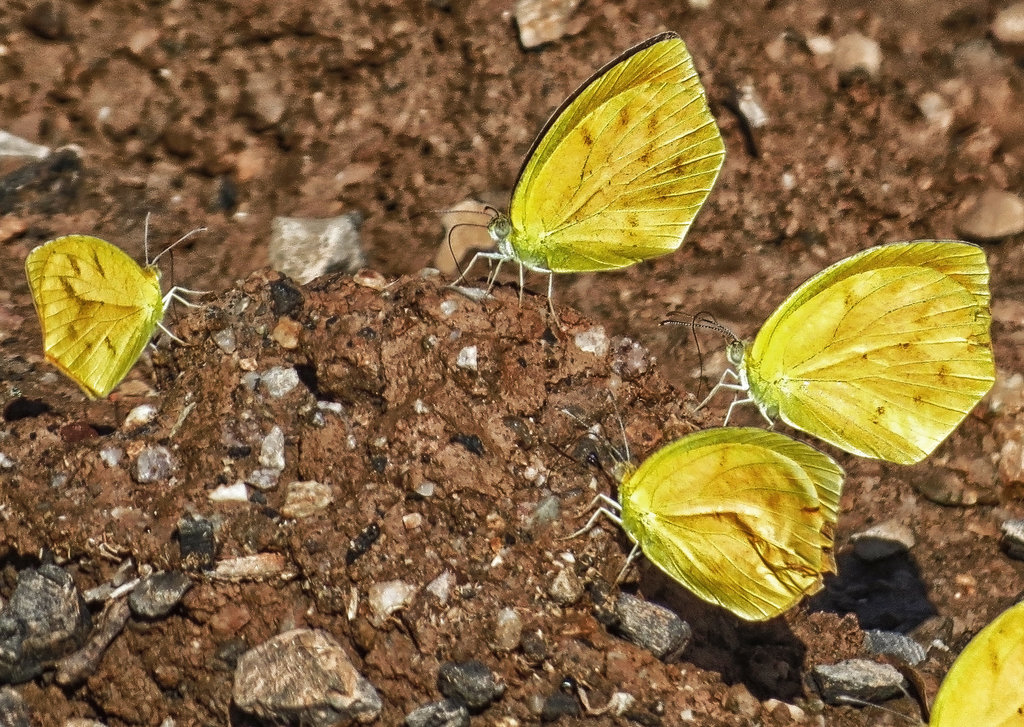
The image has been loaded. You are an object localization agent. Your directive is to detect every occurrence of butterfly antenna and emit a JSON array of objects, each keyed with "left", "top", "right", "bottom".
[
  {"left": 150, "top": 226, "right": 208, "bottom": 267},
  {"left": 661, "top": 312, "right": 737, "bottom": 399}
]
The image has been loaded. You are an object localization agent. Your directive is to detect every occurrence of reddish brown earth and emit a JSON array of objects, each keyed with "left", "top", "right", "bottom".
[{"left": 2, "top": 1, "right": 1024, "bottom": 725}]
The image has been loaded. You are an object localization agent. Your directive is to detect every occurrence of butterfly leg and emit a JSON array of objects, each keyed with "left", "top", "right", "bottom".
[
  {"left": 163, "top": 286, "right": 207, "bottom": 308},
  {"left": 614, "top": 542, "right": 642, "bottom": 585},
  {"left": 696, "top": 368, "right": 743, "bottom": 411},
  {"left": 156, "top": 322, "right": 187, "bottom": 345},
  {"left": 545, "top": 271, "right": 561, "bottom": 327},
  {"left": 722, "top": 394, "right": 762, "bottom": 426},
  {"left": 566, "top": 496, "right": 623, "bottom": 540}
]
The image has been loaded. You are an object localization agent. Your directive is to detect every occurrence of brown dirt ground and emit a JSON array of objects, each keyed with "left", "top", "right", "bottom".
[{"left": 2, "top": 0, "right": 1024, "bottom": 725}]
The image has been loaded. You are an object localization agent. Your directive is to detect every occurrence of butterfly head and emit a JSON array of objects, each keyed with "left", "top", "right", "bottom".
[
  {"left": 726, "top": 338, "right": 747, "bottom": 368},
  {"left": 486, "top": 213, "right": 515, "bottom": 259}
]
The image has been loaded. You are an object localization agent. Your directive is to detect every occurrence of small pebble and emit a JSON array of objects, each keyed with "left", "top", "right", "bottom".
[
  {"left": 132, "top": 446, "right": 175, "bottom": 484},
  {"left": 99, "top": 447, "right": 123, "bottom": 467},
  {"left": 574, "top": 326, "right": 609, "bottom": 356},
  {"left": 724, "top": 683, "right": 760, "bottom": 719},
  {"left": 426, "top": 570, "right": 454, "bottom": 604},
  {"left": 281, "top": 480, "right": 333, "bottom": 518},
  {"left": 23, "top": 0, "right": 68, "bottom": 40},
  {"left": 208, "top": 482, "right": 249, "bottom": 502},
  {"left": 527, "top": 495, "right": 561, "bottom": 531},
  {"left": 863, "top": 630, "right": 927, "bottom": 665},
  {"left": 833, "top": 32, "right": 882, "bottom": 77},
  {"left": 0, "top": 130, "right": 50, "bottom": 159},
  {"left": 917, "top": 91, "right": 953, "bottom": 130},
  {"left": 271, "top": 317, "right": 301, "bottom": 349},
  {"left": 456, "top": 345, "right": 478, "bottom": 371},
  {"left": 367, "top": 580, "right": 417, "bottom": 626},
  {"left": 850, "top": 521, "right": 916, "bottom": 561},
  {"left": 128, "top": 572, "right": 192, "bottom": 619},
  {"left": 993, "top": 2, "right": 1024, "bottom": 50},
  {"left": 259, "top": 426, "right": 286, "bottom": 471},
  {"left": 405, "top": 699, "right": 469, "bottom": 727},
  {"left": 611, "top": 337, "right": 651, "bottom": 379},
  {"left": 440, "top": 300, "right": 459, "bottom": 317},
  {"left": 548, "top": 568, "right": 583, "bottom": 606},
  {"left": 246, "top": 468, "right": 280, "bottom": 490},
  {"left": 1001, "top": 519, "right": 1024, "bottom": 560},
  {"left": 415, "top": 480, "right": 437, "bottom": 498},
  {"left": 541, "top": 691, "right": 581, "bottom": 720},
  {"left": 812, "top": 659, "right": 906, "bottom": 705},
  {"left": 437, "top": 660, "right": 505, "bottom": 710},
  {"left": 178, "top": 514, "right": 216, "bottom": 571},
  {"left": 734, "top": 80, "right": 769, "bottom": 129},
  {"left": 492, "top": 607, "right": 522, "bottom": 652},
  {"left": 806, "top": 35, "right": 834, "bottom": 56},
  {"left": 762, "top": 699, "right": 805, "bottom": 721},
  {"left": 260, "top": 367, "right": 300, "bottom": 398},
  {"left": 0, "top": 686, "right": 30, "bottom": 727},
  {"left": 514, "top": 0, "right": 583, "bottom": 49},
  {"left": 270, "top": 279, "right": 304, "bottom": 316},
  {"left": 956, "top": 189, "right": 1024, "bottom": 241},
  {"left": 612, "top": 593, "right": 691, "bottom": 661}
]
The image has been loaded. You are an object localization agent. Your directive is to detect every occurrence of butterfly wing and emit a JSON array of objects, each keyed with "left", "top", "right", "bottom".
[
  {"left": 618, "top": 428, "right": 843, "bottom": 622},
  {"left": 507, "top": 33, "right": 725, "bottom": 273},
  {"left": 25, "top": 235, "right": 165, "bottom": 398},
  {"left": 930, "top": 600, "right": 1024, "bottom": 726},
  {"left": 744, "top": 241, "right": 995, "bottom": 464}
]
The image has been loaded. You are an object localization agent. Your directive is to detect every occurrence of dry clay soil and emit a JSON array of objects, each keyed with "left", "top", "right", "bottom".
[{"left": 2, "top": 0, "right": 1024, "bottom": 725}]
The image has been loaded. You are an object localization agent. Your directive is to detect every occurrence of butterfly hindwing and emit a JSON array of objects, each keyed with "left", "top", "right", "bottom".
[
  {"left": 26, "top": 235, "right": 165, "bottom": 398},
  {"left": 617, "top": 428, "right": 843, "bottom": 621}
]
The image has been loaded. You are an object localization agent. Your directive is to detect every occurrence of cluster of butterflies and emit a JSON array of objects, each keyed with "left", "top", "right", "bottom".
[{"left": 23, "top": 31, "right": 1010, "bottom": 719}]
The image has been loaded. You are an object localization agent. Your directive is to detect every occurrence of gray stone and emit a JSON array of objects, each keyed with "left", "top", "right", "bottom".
[
  {"left": 863, "top": 630, "right": 927, "bottom": 666},
  {"left": 957, "top": 189, "right": 1024, "bottom": 241},
  {"left": 258, "top": 425, "right": 286, "bottom": 470},
  {"left": 812, "top": 658, "right": 906, "bottom": 705},
  {"left": 281, "top": 481, "right": 334, "bottom": 519},
  {"left": 233, "top": 629, "right": 381, "bottom": 726},
  {"left": 514, "top": 0, "right": 582, "bottom": 49},
  {"left": 132, "top": 445, "right": 175, "bottom": 484},
  {"left": 527, "top": 495, "right": 560, "bottom": 530},
  {"left": 0, "top": 686, "right": 30, "bottom": 727},
  {"left": 178, "top": 514, "right": 216, "bottom": 571},
  {"left": 436, "top": 660, "right": 505, "bottom": 710},
  {"left": 547, "top": 568, "right": 583, "bottom": 606},
  {"left": 833, "top": 32, "right": 882, "bottom": 77},
  {"left": 128, "top": 572, "right": 192, "bottom": 618},
  {"left": 0, "top": 565, "right": 92, "bottom": 684},
  {"left": 268, "top": 214, "right": 364, "bottom": 285},
  {"left": 540, "top": 691, "right": 581, "bottom": 720},
  {"left": 993, "top": 3, "right": 1024, "bottom": 46},
  {"left": 260, "top": 367, "right": 300, "bottom": 399},
  {"left": 404, "top": 699, "right": 470, "bottom": 727},
  {"left": 850, "top": 521, "right": 916, "bottom": 561},
  {"left": 367, "top": 580, "right": 417, "bottom": 627},
  {"left": 0, "top": 130, "right": 50, "bottom": 160},
  {"left": 612, "top": 593, "right": 691, "bottom": 661},
  {"left": 1001, "top": 519, "right": 1024, "bottom": 560},
  {"left": 491, "top": 607, "right": 522, "bottom": 652}
]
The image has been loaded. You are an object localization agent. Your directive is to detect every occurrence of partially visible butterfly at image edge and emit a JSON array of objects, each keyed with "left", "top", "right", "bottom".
[{"left": 25, "top": 234, "right": 192, "bottom": 398}]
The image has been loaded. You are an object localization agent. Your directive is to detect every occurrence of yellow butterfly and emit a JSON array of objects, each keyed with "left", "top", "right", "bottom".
[
  {"left": 696, "top": 241, "right": 995, "bottom": 464},
  {"left": 929, "top": 599, "right": 1024, "bottom": 725},
  {"left": 579, "top": 427, "right": 843, "bottom": 622},
  {"left": 25, "top": 233, "right": 201, "bottom": 398},
  {"left": 461, "top": 32, "right": 725, "bottom": 314}
]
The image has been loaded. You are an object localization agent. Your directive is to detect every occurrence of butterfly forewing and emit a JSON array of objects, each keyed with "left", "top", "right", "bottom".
[{"left": 508, "top": 33, "right": 725, "bottom": 273}]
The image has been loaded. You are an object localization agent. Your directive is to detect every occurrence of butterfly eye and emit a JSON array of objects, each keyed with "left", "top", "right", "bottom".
[
  {"left": 486, "top": 214, "right": 512, "bottom": 243},
  {"left": 726, "top": 340, "right": 745, "bottom": 367}
]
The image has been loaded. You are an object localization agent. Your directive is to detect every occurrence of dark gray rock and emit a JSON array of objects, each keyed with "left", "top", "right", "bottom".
[
  {"left": 178, "top": 515, "right": 216, "bottom": 571},
  {"left": 540, "top": 691, "right": 581, "bottom": 721},
  {"left": 0, "top": 565, "right": 91, "bottom": 684},
  {"left": 436, "top": 660, "right": 505, "bottom": 710},
  {"left": 0, "top": 686, "right": 30, "bottom": 727},
  {"left": 233, "top": 629, "right": 381, "bottom": 726},
  {"left": 129, "top": 572, "right": 192, "bottom": 618},
  {"left": 404, "top": 699, "right": 470, "bottom": 727},
  {"left": 863, "top": 630, "right": 927, "bottom": 666},
  {"left": 612, "top": 593, "right": 691, "bottom": 661},
  {"left": 812, "top": 659, "right": 906, "bottom": 705}
]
